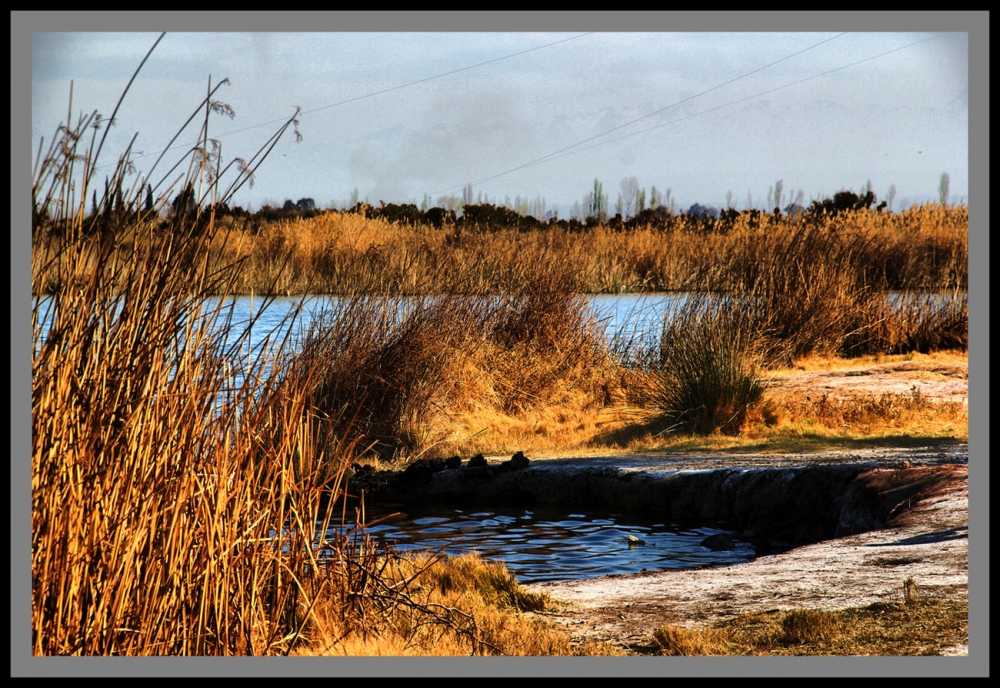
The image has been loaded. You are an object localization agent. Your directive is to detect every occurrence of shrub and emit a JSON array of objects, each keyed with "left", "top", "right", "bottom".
[{"left": 646, "top": 296, "right": 768, "bottom": 435}]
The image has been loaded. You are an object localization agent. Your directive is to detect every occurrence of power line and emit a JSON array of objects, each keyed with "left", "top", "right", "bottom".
[
  {"left": 435, "top": 32, "right": 943, "bottom": 198},
  {"left": 456, "top": 32, "right": 847, "bottom": 191},
  {"left": 113, "top": 32, "right": 594, "bottom": 170},
  {"left": 538, "top": 33, "right": 947, "bottom": 168}
]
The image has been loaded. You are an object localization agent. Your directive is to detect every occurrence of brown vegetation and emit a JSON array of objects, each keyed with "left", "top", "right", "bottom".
[{"left": 35, "top": 201, "right": 967, "bottom": 298}]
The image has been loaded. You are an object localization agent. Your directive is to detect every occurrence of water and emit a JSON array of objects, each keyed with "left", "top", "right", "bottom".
[
  {"left": 353, "top": 506, "right": 755, "bottom": 584},
  {"left": 33, "top": 290, "right": 966, "bottom": 360},
  {"left": 33, "top": 293, "right": 688, "bottom": 363}
]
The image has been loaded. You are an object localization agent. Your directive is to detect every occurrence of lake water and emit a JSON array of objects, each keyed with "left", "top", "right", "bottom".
[
  {"left": 339, "top": 505, "right": 756, "bottom": 584},
  {"left": 33, "top": 292, "right": 688, "bottom": 364}
]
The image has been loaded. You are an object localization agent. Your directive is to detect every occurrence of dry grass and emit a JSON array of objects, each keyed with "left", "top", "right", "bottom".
[
  {"left": 32, "top": 66, "right": 601, "bottom": 657},
  {"left": 29, "top": 50, "right": 969, "bottom": 658},
  {"left": 290, "top": 256, "right": 623, "bottom": 462},
  {"left": 35, "top": 202, "right": 968, "bottom": 299},
  {"left": 293, "top": 552, "right": 622, "bottom": 656},
  {"left": 747, "top": 390, "right": 969, "bottom": 440},
  {"left": 649, "top": 599, "right": 967, "bottom": 656}
]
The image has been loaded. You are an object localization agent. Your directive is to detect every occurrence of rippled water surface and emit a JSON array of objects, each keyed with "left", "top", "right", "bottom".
[{"left": 356, "top": 506, "right": 756, "bottom": 584}]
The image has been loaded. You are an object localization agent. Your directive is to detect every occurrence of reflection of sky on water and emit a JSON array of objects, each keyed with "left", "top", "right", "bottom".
[
  {"left": 33, "top": 293, "right": 687, "bottom": 359},
  {"left": 351, "top": 506, "right": 756, "bottom": 584}
]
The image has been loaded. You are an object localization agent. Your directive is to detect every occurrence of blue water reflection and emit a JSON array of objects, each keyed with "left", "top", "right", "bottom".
[{"left": 354, "top": 506, "right": 756, "bottom": 584}]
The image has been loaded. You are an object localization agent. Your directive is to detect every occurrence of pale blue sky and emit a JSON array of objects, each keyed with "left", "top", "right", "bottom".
[{"left": 30, "top": 20, "right": 968, "bottom": 215}]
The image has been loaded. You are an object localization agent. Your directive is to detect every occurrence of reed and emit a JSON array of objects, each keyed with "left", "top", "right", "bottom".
[
  {"left": 642, "top": 295, "right": 769, "bottom": 436},
  {"left": 35, "top": 201, "right": 966, "bottom": 299},
  {"left": 30, "top": 54, "right": 526, "bottom": 655},
  {"left": 291, "top": 252, "right": 620, "bottom": 461}
]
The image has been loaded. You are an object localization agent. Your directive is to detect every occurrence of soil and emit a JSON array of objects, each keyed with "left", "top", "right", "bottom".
[{"left": 520, "top": 357, "right": 971, "bottom": 656}]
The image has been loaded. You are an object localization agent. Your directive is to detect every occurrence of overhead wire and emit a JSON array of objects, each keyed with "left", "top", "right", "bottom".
[
  {"left": 108, "top": 32, "right": 595, "bottom": 171},
  {"left": 535, "top": 33, "right": 947, "bottom": 169},
  {"left": 437, "top": 32, "right": 945, "bottom": 197}
]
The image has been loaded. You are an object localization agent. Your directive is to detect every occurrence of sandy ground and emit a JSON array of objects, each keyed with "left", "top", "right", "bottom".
[
  {"left": 522, "top": 357, "right": 970, "bottom": 656},
  {"left": 764, "top": 358, "right": 969, "bottom": 405}
]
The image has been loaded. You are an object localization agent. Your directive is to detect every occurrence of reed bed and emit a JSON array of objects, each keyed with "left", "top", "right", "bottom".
[
  {"left": 31, "top": 60, "right": 569, "bottom": 655},
  {"left": 632, "top": 216, "right": 967, "bottom": 435},
  {"left": 290, "top": 253, "right": 621, "bottom": 461},
  {"left": 34, "top": 203, "right": 967, "bottom": 299}
]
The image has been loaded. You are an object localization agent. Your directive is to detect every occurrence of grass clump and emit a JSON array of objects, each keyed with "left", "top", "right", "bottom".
[
  {"left": 293, "top": 255, "right": 621, "bottom": 462},
  {"left": 296, "top": 552, "right": 616, "bottom": 656},
  {"left": 652, "top": 624, "right": 731, "bottom": 656},
  {"left": 642, "top": 296, "right": 769, "bottom": 436},
  {"left": 423, "top": 551, "right": 550, "bottom": 613}
]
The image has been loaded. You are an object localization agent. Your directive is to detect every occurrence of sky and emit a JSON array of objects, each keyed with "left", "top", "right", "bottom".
[{"left": 29, "top": 18, "right": 969, "bottom": 217}]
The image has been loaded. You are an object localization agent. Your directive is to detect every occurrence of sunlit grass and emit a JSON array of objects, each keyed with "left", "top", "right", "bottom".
[
  {"left": 293, "top": 552, "right": 623, "bottom": 656},
  {"left": 649, "top": 599, "right": 967, "bottom": 656}
]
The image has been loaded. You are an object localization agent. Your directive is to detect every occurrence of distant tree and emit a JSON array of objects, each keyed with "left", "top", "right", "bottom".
[
  {"left": 462, "top": 183, "right": 474, "bottom": 207},
  {"left": 145, "top": 183, "right": 154, "bottom": 212},
  {"left": 171, "top": 182, "right": 196, "bottom": 216},
  {"left": 784, "top": 203, "right": 806, "bottom": 218},
  {"left": 773, "top": 180, "right": 784, "bottom": 211},
  {"left": 887, "top": 184, "right": 897, "bottom": 212},
  {"left": 687, "top": 203, "right": 719, "bottom": 218},
  {"left": 939, "top": 172, "right": 950, "bottom": 206},
  {"left": 295, "top": 197, "right": 316, "bottom": 212},
  {"left": 589, "top": 178, "right": 607, "bottom": 223},
  {"left": 664, "top": 188, "right": 675, "bottom": 214},
  {"left": 424, "top": 206, "right": 455, "bottom": 228},
  {"left": 620, "top": 176, "right": 639, "bottom": 218}
]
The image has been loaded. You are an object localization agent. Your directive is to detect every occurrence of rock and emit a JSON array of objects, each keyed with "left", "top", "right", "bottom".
[
  {"left": 445, "top": 455, "right": 462, "bottom": 469},
  {"left": 401, "top": 458, "right": 447, "bottom": 484},
  {"left": 467, "top": 454, "right": 488, "bottom": 468},
  {"left": 497, "top": 451, "right": 530, "bottom": 473},
  {"left": 700, "top": 533, "right": 735, "bottom": 551}
]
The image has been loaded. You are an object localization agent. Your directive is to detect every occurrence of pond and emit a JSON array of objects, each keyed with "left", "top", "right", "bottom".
[{"left": 351, "top": 505, "right": 756, "bottom": 584}]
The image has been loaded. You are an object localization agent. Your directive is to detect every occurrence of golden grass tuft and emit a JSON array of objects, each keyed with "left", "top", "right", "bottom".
[
  {"left": 294, "top": 552, "right": 591, "bottom": 656},
  {"left": 652, "top": 624, "right": 731, "bottom": 656}
]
